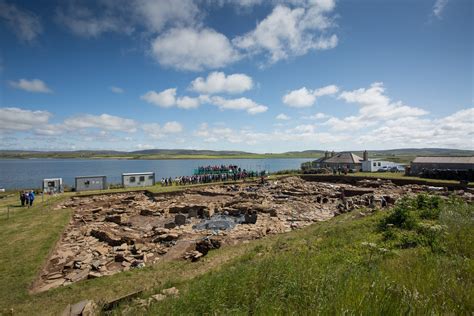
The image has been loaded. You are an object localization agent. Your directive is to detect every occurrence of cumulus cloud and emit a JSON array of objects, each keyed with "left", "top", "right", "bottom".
[
  {"left": 210, "top": 96, "right": 268, "bottom": 114},
  {"left": 338, "top": 82, "right": 427, "bottom": 120},
  {"left": 141, "top": 88, "right": 177, "bottom": 108},
  {"left": 0, "top": 1, "right": 42, "bottom": 42},
  {"left": 110, "top": 86, "right": 124, "bottom": 94},
  {"left": 232, "top": 2, "right": 337, "bottom": 64},
  {"left": 282, "top": 84, "right": 338, "bottom": 107},
  {"left": 0, "top": 107, "right": 52, "bottom": 132},
  {"left": 63, "top": 114, "right": 137, "bottom": 132},
  {"left": 9, "top": 79, "right": 53, "bottom": 93},
  {"left": 141, "top": 88, "right": 201, "bottom": 109},
  {"left": 190, "top": 71, "right": 253, "bottom": 94},
  {"left": 150, "top": 28, "right": 240, "bottom": 71},
  {"left": 322, "top": 82, "right": 428, "bottom": 132},
  {"left": 142, "top": 121, "right": 183, "bottom": 139},
  {"left": 356, "top": 108, "right": 474, "bottom": 149}
]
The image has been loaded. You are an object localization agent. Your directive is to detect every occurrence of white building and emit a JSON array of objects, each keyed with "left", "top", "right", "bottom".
[
  {"left": 43, "top": 178, "right": 63, "bottom": 194},
  {"left": 122, "top": 172, "right": 155, "bottom": 188},
  {"left": 362, "top": 159, "right": 402, "bottom": 172}
]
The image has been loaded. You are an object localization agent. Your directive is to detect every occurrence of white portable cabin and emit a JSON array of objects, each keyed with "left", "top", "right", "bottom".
[
  {"left": 362, "top": 160, "right": 400, "bottom": 172},
  {"left": 43, "top": 178, "right": 63, "bottom": 194},
  {"left": 122, "top": 172, "right": 155, "bottom": 188},
  {"left": 75, "top": 175, "right": 107, "bottom": 192}
]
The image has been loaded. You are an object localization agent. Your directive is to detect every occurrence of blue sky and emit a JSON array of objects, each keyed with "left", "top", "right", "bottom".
[{"left": 0, "top": 0, "right": 472, "bottom": 153}]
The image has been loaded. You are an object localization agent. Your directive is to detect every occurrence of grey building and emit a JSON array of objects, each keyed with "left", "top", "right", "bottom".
[
  {"left": 410, "top": 156, "right": 474, "bottom": 175},
  {"left": 122, "top": 172, "right": 155, "bottom": 188},
  {"left": 43, "top": 178, "right": 63, "bottom": 194},
  {"left": 75, "top": 175, "right": 107, "bottom": 192}
]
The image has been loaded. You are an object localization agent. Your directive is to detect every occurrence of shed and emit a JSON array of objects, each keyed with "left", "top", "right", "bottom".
[
  {"left": 43, "top": 178, "right": 63, "bottom": 194},
  {"left": 75, "top": 175, "right": 107, "bottom": 192},
  {"left": 122, "top": 172, "right": 155, "bottom": 188},
  {"left": 410, "top": 156, "right": 474, "bottom": 175}
]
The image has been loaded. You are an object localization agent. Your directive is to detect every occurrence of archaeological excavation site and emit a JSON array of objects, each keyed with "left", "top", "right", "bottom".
[{"left": 33, "top": 176, "right": 473, "bottom": 292}]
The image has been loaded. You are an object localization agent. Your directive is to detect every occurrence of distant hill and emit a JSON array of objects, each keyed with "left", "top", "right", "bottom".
[
  {"left": 131, "top": 149, "right": 254, "bottom": 155},
  {"left": 0, "top": 148, "right": 472, "bottom": 159}
]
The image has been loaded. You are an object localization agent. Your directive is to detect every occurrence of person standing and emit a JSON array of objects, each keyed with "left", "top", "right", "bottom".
[
  {"left": 20, "top": 191, "right": 25, "bottom": 206},
  {"left": 28, "top": 190, "right": 35, "bottom": 207}
]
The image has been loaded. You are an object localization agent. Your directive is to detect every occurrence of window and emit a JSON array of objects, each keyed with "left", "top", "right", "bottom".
[
  {"left": 130, "top": 177, "right": 136, "bottom": 183},
  {"left": 139, "top": 176, "right": 145, "bottom": 182},
  {"left": 48, "top": 181, "right": 55, "bottom": 187},
  {"left": 148, "top": 175, "right": 154, "bottom": 179},
  {"left": 84, "top": 180, "right": 90, "bottom": 186},
  {"left": 373, "top": 162, "right": 376, "bottom": 167},
  {"left": 378, "top": 162, "right": 381, "bottom": 166}
]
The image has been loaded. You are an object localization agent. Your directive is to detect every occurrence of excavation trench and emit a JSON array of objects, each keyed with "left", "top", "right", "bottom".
[{"left": 32, "top": 176, "right": 465, "bottom": 292}]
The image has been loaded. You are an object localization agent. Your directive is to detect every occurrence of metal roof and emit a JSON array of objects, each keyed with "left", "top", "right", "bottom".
[
  {"left": 122, "top": 172, "right": 155, "bottom": 176},
  {"left": 412, "top": 156, "right": 474, "bottom": 164},
  {"left": 323, "top": 152, "right": 364, "bottom": 164},
  {"left": 75, "top": 175, "right": 106, "bottom": 179}
]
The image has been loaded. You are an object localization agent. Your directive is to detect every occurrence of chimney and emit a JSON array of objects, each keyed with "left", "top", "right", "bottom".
[
  {"left": 331, "top": 151, "right": 335, "bottom": 157},
  {"left": 324, "top": 151, "right": 329, "bottom": 159},
  {"left": 363, "top": 150, "right": 368, "bottom": 161}
]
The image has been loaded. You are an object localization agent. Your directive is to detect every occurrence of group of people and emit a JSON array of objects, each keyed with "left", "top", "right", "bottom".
[
  {"left": 195, "top": 165, "right": 241, "bottom": 175},
  {"left": 159, "top": 166, "right": 266, "bottom": 187},
  {"left": 19, "top": 190, "right": 35, "bottom": 207}
]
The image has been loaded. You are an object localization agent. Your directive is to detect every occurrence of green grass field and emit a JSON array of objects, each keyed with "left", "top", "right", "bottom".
[{"left": 0, "top": 182, "right": 472, "bottom": 315}]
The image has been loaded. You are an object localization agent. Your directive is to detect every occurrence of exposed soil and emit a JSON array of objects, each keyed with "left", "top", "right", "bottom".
[{"left": 32, "top": 176, "right": 471, "bottom": 292}]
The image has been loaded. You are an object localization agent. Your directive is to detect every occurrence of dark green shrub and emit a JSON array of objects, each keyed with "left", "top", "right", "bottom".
[
  {"left": 417, "top": 194, "right": 443, "bottom": 220},
  {"left": 379, "top": 198, "right": 418, "bottom": 230}
]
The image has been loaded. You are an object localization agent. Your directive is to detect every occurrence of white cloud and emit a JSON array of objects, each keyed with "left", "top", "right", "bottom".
[
  {"left": 0, "top": 1, "right": 42, "bottom": 42},
  {"left": 282, "top": 84, "right": 338, "bottom": 107},
  {"left": 63, "top": 114, "right": 137, "bottom": 132},
  {"left": 141, "top": 88, "right": 201, "bottom": 109},
  {"left": 141, "top": 88, "right": 177, "bottom": 108},
  {"left": 433, "top": 0, "right": 449, "bottom": 18},
  {"left": 0, "top": 107, "right": 52, "bottom": 131},
  {"left": 276, "top": 113, "right": 291, "bottom": 120},
  {"left": 162, "top": 121, "right": 183, "bottom": 133},
  {"left": 303, "top": 112, "right": 328, "bottom": 120},
  {"left": 210, "top": 96, "right": 268, "bottom": 114},
  {"left": 322, "top": 82, "right": 428, "bottom": 132},
  {"left": 142, "top": 121, "right": 183, "bottom": 139},
  {"left": 338, "top": 82, "right": 427, "bottom": 120},
  {"left": 356, "top": 108, "right": 474, "bottom": 149},
  {"left": 232, "top": 2, "right": 337, "bottom": 64},
  {"left": 150, "top": 28, "right": 240, "bottom": 71},
  {"left": 176, "top": 96, "right": 201, "bottom": 109},
  {"left": 110, "top": 86, "right": 124, "bottom": 94},
  {"left": 282, "top": 87, "right": 315, "bottom": 107},
  {"left": 314, "top": 84, "right": 339, "bottom": 97},
  {"left": 9, "top": 79, "right": 52, "bottom": 93},
  {"left": 190, "top": 71, "right": 253, "bottom": 94}
]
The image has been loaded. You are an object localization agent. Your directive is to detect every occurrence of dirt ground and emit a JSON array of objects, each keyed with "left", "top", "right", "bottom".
[{"left": 32, "top": 176, "right": 471, "bottom": 292}]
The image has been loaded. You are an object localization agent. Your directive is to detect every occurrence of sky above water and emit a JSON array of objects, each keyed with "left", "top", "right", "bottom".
[{"left": 0, "top": 0, "right": 472, "bottom": 152}]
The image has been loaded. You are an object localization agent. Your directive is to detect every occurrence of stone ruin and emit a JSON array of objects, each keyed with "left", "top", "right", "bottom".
[{"left": 32, "top": 176, "right": 473, "bottom": 292}]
